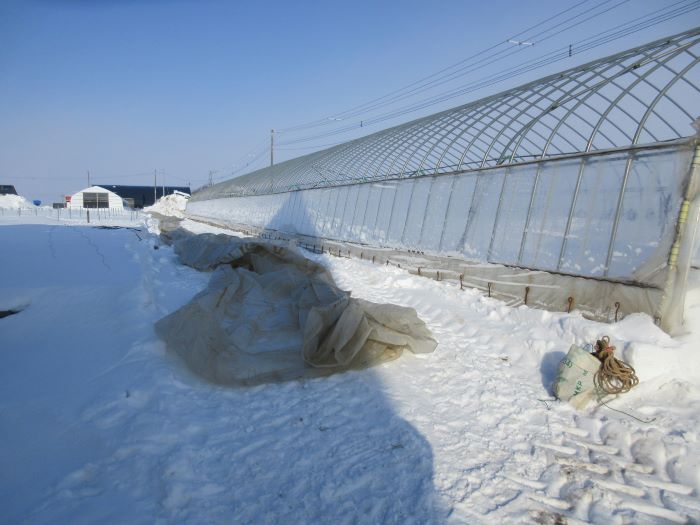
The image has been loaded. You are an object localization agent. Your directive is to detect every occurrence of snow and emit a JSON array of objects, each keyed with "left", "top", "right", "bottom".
[
  {"left": 1, "top": 211, "right": 700, "bottom": 524},
  {"left": 145, "top": 192, "right": 189, "bottom": 218},
  {"left": 0, "top": 194, "right": 35, "bottom": 210}
]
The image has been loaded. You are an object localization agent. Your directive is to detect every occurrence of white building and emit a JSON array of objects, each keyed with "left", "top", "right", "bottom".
[{"left": 68, "top": 186, "right": 124, "bottom": 210}]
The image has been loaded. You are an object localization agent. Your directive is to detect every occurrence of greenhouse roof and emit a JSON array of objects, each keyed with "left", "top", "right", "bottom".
[{"left": 193, "top": 27, "right": 700, "bottom": 201}]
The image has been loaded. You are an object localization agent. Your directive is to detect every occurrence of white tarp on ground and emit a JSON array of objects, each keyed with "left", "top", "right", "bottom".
[{"left": 155, "top": 230, "right": 437, "bottom": 386}]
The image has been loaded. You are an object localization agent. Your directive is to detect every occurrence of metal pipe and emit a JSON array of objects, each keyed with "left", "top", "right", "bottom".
[{"left": 556, "top": 157, "right": 588, "bottom": 271}]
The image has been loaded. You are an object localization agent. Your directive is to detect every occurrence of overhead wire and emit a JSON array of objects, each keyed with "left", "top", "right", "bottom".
[
  {"left": 284, "top": 0, "right": 629, "bottom": 144},
  {"left": 276, "top": 0, "right": 700, "bottom": 147},
  {"left": 292, "top": 0, "right": 630, "bottom": 127},
  {"left": 276, "top": 0, "right": 602, "bottom": 133},
  {"left": 362, "top": 2, "right": 700, "bottom": 126},
  {"left": 279, "top": 0, "right": 690, "bottom": 146},
  {"left": 275, "top": 0, "right": 626, "bottom": 136},
  {"left": 20, "top": 171, "right": 164, "bottom": 182},
  {"left": 214, "top": 138, "right": 271, "bottom": 182}
]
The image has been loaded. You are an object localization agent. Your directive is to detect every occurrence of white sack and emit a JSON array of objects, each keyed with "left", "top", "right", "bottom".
[{"left": 552, "top": 345, "right": 602, "bottom": 409}]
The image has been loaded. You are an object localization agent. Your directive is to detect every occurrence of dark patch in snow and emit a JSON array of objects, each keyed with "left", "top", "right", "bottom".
[
  {"left": 531, "top": 510, "right": 568, "bottom": 524},
  {"left": 0, "top": 306, "right": 25, "bottom": 319}
]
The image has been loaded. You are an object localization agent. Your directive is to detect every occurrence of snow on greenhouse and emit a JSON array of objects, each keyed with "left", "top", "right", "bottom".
[{"left": 188, "top": 28, "right": 700, "bottom": 334}]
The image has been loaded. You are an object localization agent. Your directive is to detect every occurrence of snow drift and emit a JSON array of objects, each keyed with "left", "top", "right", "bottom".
[
  {"left": 155, "top": 230, "right": 437, "bottom": 386},
  {"left": 146, "top": 192, "right": 189, "bottom": 218},
  {"left": 0, "top": 194, "right": 34, "bottom": 209}
]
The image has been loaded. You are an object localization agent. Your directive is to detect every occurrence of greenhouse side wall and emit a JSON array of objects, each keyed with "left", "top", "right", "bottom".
[{"left": 187, "top": 143, "right": 698, "bottom": 333}]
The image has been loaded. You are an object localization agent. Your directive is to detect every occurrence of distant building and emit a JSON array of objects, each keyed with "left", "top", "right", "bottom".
[
  {"left": 100, "top": 184, "right": 191, "bottom": 208},
  {"left": 0, "top": 185, "right": 18, "bottom": 196},
  {"left": 68, "top": 186, "right": 124, "bottom": 210}
]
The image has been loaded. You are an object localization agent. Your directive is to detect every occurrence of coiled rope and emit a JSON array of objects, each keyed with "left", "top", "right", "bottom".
[
  {"left": 593, "top": 336, "right": 655, "bottom": 423},
  {"left": 593, "top": 336, "right": 639, "bottom": 395}
]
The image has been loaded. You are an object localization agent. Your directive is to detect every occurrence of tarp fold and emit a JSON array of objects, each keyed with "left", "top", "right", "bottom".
[{"left": 155, "top": 230, "right": 437, "bottom": 386}]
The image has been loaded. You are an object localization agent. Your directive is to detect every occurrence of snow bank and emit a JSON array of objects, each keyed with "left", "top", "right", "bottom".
[
  {"left": 0, "top": 194, "right": 34, "bottom": 209},
  {"left": 145, "top": 192, "right": 189, "bottom": 218}
]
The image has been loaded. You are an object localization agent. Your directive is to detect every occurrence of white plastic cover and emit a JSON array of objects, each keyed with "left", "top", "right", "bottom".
[
  {"left": 155, "top": 231, "right": 437, "bottom": 386},
  {"left": 188, "top": 146, "right": 693, "bottom": 286}
]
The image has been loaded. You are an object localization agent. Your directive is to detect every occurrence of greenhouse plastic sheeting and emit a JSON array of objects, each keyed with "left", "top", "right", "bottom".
[
  {"left": 188, "top": 145, "right": 694, "bottom": 288},
  {"left": 185, "top": 142, "right": 700, "bottom": 334},
  {"left": 155, "top": 231, "right": 437, "bottom": 386}
]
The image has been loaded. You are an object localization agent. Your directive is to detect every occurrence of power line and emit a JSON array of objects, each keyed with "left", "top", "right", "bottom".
[
  {"left": 217, "top": 138, "right": 271, "bottom": 181},
  {"left": 277, "top": 0, "right": 653, "bottom": 146},
  {"left": 275, "top": 0, "right": 630, "bottom": 136},
  {"left": 18, "top": 171, "right": 161, "bottom": 181},
  {"left": 276, "top": 0, "right": 603, "bottom": 134},
  {"left": 277, "top": 0, "right": 699, "bottom": 147},
  {"left": 275, "top": 140, "right": 348, "bottom": 151}
]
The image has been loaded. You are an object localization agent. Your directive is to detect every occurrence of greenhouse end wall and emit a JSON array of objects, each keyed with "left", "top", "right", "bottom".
[{"left": 187, "top": 142, "right": 699, "bottom": 333}]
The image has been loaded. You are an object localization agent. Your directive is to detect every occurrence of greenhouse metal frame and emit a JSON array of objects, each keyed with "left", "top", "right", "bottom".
[{"left": 189, "top": 28, "right": 700, "bottom": 333}]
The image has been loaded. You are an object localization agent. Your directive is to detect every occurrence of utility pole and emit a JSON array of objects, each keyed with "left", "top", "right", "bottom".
[
  {"left": 162, "top": 170, "right": 165, "bottom": 197},
  {"left": 87, "top": 170, "right": 91, "bottom": 187},
  {"left": 208, "top": 170, "right": 214, "bottom": 187},
  {"left": 154, "top": 169, "right": 157, "bottom": 203},
  {"left": 270, "top": 129, "right": 275, "bottom": 167}
]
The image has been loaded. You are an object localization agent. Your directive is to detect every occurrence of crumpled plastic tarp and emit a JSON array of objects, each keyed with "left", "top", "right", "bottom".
[{"left": 155, "top": 230, "right": 437, "bottom": 386}]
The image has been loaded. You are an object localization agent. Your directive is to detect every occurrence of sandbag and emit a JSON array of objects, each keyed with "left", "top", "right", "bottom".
[{"left": 552, "top": 345, "right": 601, "bottom": 409}]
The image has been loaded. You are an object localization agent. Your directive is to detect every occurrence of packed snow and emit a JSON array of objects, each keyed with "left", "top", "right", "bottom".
[
  {"left": 1, "top": 209, "right": 699, "bottom": 524},
  {"left": 0, "top": 193, "right": 35, "bottom": 210},
  {"left": 145, "top": 192, "right": 189, "bottom": 218}
]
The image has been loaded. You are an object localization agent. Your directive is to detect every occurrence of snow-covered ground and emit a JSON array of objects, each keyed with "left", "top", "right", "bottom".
[
  {"left": 1, "top": 210, "right": 699, "bottom": 524},
  {"left": 0, "top": 202, "right": 143, "bottom": 227}
]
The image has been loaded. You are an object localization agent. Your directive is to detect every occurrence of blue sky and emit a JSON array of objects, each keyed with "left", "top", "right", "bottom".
[{"left": 0, "top": 0, "right": 698, "bottom": 203}]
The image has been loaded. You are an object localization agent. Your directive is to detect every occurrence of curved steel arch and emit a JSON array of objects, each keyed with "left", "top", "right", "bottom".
[{"left": 193, "top": 27, "right": 700, "bottom": 202}]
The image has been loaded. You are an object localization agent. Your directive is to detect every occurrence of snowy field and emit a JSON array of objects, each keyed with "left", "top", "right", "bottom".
[{"left": 1, "top": 210, "right": 700, "bottom": 524}]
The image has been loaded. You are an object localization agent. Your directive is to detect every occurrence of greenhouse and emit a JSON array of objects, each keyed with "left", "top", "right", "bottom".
[{"left": 188, "top": 28, "right": 700, "bottom": 334}]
